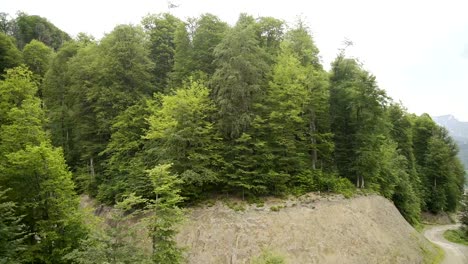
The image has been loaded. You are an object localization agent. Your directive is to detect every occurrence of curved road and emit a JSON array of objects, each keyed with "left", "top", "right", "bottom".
[{"left": 423, "top": 224, "right": 468, "bottom": 264}]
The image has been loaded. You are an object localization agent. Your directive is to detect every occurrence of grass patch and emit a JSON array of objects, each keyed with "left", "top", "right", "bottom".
[
  {"left": 269, "top": 205, "right": 285, "bottom": 212},
  {"left": 250, "top": 249, "right": 286, "bottom": 264},
  {"left": 414, "top": 223, "right": 425, "bottom": 233},
  {"left": 223, "top": 200, "right": 246, "bottom": 212},
  {"left": 443, "top": 229, "right": 468, "bottom": 246},
  {"left": 421, "top": 243, "right": 444, "bottom": 264}
]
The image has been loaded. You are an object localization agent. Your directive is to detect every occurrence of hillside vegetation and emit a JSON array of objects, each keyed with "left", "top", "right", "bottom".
[{"left": 0, "top": 11, "right": 465, "bottom": 263}]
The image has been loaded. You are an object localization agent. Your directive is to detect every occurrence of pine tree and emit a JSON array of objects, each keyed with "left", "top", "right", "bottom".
[
  {"left": 329, "top": 54, "right": 388, "bottom": 188},
  {"left": 0, "top": 187, "right": 28, "bottom": 263},
  {"left": 142, "top": 13, "right": 183, "bottom": 90},
  {"left": 211, "top": 14, "right": 269, "bottom": 139}
]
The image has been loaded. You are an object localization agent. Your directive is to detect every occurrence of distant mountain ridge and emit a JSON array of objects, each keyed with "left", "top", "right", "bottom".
[{"left": 433, "top": 115, "right": 468, "bottom": 170}]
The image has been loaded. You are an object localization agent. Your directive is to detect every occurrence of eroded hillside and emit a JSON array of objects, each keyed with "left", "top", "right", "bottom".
[{"left": 176, "top": 194, "right": 439, "bottom": 264}]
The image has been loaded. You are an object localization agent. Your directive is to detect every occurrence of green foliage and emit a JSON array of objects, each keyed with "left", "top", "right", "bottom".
[
  {"left": 330, "top": 54, "right": 389, "bottom": 188},
  {"left": 0, "top": 188, "right": 28, "bottom": 263},
  {"left": 255, "top": 16, "right": 285, "bottom": 59},
  {"left": 147, "top": 164, "right": 185, "bottom": 264},
  {"left": 0, "top": 67, "right": 86, "bottom": 263},
  {"left": 42, "top": 41, "right": 81, "bottom": 165},
  {"left": 460, "top": 194, "right": 468, "bottom": 237},
  {"left": 146, "top": 79, "right": 222, "bottom": 200},
  {"left": 0, "top": 32, "right": 22, "bottom": 75},
  {"left": 64, "top": 194, "right": 151, "bottom": 264},
  {"left": 98, "top": 102, "right": 153, "bottom": 203},
  {"left": 142, "top": 13, "right": 183, "bottom": 90},
  {"left": 418, "top": 126, "right": 465, "bottom": 213},
  {"left": 250, "top": 249, "right": 286, "bottom": 264},
  {"left": 1, "top": 14, "right": 464, "bottom": 264},
  {"left": 211, "top": 14, "right": 269, "bottom": 139},
  {"left": 11, "top": 12, "right": 70, "bottom": 50},
  {"left": 53, "top": 24, "right": 155, "bottom": 198},
  {"left": 22, "top": 39, "right": 53, "bottom": 78},
  {"left": 170, "top": 22, "right": 194, "bottom": 87},
  {"left": 191, "top": 14, "right": 229, "bottom": 75},
  {"left": 443, "top": 229, "right": 468, "bottom": 246},
  {"left": 317, "top": 175, "right": 355, "bottom": 198}
]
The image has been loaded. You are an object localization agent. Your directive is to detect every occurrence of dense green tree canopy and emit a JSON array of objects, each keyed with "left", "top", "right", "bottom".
[
  {"left": 0, "top": 67, "right": 85, "bottom": 263},
  {"left": 0, "top": 11, "right": 465, "bottom": 263},
  {"left": 22, "top": 39, "right": 53, "bottom": 78},
  {"left": 0, "top": 32, "right": 22, "bottom": 75},
  {"left": 11, "top": 12, "right": 70, "bottom": 50}
]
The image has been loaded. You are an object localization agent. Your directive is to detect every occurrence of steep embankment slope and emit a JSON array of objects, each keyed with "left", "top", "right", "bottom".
[{"left": 176, "top": 194, "right": 439, "bottom": 264}]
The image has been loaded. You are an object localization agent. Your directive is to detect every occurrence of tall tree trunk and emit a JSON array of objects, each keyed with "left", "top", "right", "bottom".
[
  {"left": 89, "top": 158, "right": 95, "bottom": 178},
  {"left": 310, "top": 118, "right": 317, "bottom": 170}
]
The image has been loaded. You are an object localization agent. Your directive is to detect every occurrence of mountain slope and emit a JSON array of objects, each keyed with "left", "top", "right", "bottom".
[
  {"left": 176, "top": 194, "right": 439, "bottom": 263},
  {"left": 433, "top": 115, "right": 468, "bottom": 171}
]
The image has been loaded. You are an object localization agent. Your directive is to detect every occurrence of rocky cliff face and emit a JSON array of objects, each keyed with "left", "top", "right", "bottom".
[{"left": 176, "top": 194, "right": 439, "bottom": 264}]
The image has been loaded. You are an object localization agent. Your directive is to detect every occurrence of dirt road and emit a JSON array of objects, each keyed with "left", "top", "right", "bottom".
[{"left": 423, "top": 224, "right": 468, "bottom": 264}]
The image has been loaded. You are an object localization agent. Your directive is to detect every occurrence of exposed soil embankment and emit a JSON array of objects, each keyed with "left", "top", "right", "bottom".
[{"left": 176, "top": 194, "right": 438, "bottom": 264}]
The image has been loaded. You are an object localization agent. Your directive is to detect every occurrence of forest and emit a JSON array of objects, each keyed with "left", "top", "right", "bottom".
[{"left": 0, "top": 11, "right": 466, "bottom": 263}]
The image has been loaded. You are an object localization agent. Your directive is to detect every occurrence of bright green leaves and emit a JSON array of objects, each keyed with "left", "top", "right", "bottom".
[
  {"left": 147, "top": 80, "right": 222, "bottom": 199},
  {"left": 0, "top": 67, "right": 45, "bottom": 152},
  {"left": 147, "top": 164, "right": 184, "bottom": 264},
  {"left": 23, "top": 39, "right": 53, "bottom": 78},
  {"left": 0, "top": 67, "right": 85, "bottom": 263}
]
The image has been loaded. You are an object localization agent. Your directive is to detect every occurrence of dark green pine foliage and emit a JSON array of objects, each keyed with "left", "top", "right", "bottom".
[
  {"left": 64, "top": 25, "right": 154, "bottom": 197},
  {"left": 210, "top": 14, "right": 271, "bottom": 196},
  {"left": 284, "top": 23, "right": 333, "bottom": 170},
  {"left": 255, "top": 17, "right": 285, "bottom": 60},
  {"left": 211, "top": 14, "right": 269, "bottom": 139},
  {"left": 142, "top": 13, "right": 183, "bottom": 91},
  {"left": 423, "top": 126, "right": 465, "bottom": 213},
  {"left": 98, "top": 102, "right": 154, "bottom": 203},
  {"left": 387, "top": 104, "right": 421, "bottom": 224},
  {"left": 0, "top": 188, "right": 28, "bottom": 263},
  {"left": 191, "top": 14, "right": 229, "bottom": 75},
  {"left": 0, "top": 67, "right": 86, "bottom": 263},
  {"left": 43, "top": 41, "right": 81, "bottom": 167},
  {"left": 329, "top": 54, "right": 389, "bottom": 189},
  {"left": 170, "top": 14, "right": 228, "bottom": 88},
  {"left": 170, "top": 22, "right": 194, "bottom": 88}
]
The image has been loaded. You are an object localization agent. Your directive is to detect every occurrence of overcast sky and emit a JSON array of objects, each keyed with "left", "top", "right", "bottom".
[{"left": 3, "top": 0, "right": 468, "bottom": 120}]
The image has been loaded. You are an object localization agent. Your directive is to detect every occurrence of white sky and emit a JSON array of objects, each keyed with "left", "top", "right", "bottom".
[{"left": 3, "top": 0, "right": 468, "bottom": 121}]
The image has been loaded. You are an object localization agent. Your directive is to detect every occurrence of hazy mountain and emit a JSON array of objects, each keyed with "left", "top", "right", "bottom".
[{"left": 433, "top": 115, "right": 468, "bottom": 170}]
